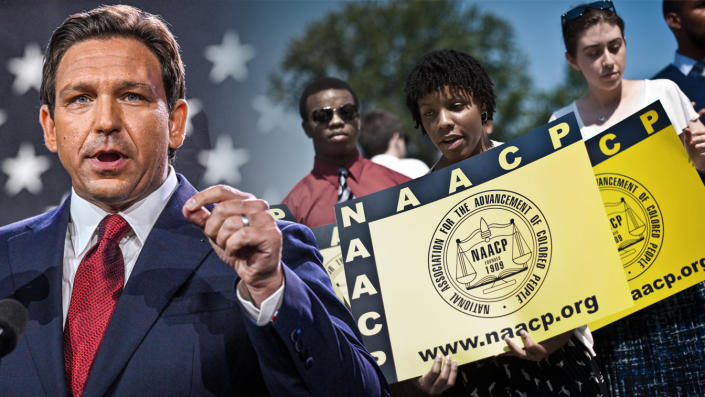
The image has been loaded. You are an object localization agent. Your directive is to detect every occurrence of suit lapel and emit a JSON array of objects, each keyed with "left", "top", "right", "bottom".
[
  {"left": 83, "top": 177, "right": 213, "bottom": 397},
  {"left": 8, "top": 199, "right": 71, "bottom": 396}
]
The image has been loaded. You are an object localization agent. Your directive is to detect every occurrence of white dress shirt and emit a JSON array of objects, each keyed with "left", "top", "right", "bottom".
[
  {"left": 673, "top": 51, "right": 704, "bottom": 77},
  {"left": 370, "top": 154, "right": 430, "bottom": 179},
  {"left": 62, "top": 167, "right": 283, "bottom": 328}
]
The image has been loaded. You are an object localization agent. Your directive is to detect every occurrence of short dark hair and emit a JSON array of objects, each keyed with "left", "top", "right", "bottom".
[
  {"left": 662, "top": 0, "right": 684, "bottom": 18},
  {"left": 562, "top": 5, "right": 625, "bottom": 58},
  {"left": 41, "top": 5, "right": 185, "bottom": 161},
  {"left": 404, "top": 49, "right": 495, "bottom": 135},
  {"left": 359, "top": 110, "right": 403, "bottom": 157},
  {"left": 298, "top": 77, "right": 359, "bottom": 120}
]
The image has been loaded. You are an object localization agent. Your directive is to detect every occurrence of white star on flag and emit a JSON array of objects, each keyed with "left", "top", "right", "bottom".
[
  {"left": 7, "top": 43, "right": 43, "bottom": 95},
  {"left": 252, "top": 95, "right": 300, "bottom": 134},
  {"left": 204, "top": 31, "right": 255, "bottom": 83},
  {"left": 185, "top": 98, "right": 202, "bottom": 136},
  {"left": 0, "top": 109, "right": 7, "bottom": 128},
  {"left": 2, "top": 142, "right": 51, "bottom": 195},
  {"left": 198, "top": 135, "right": 250, "bottom": 185}
]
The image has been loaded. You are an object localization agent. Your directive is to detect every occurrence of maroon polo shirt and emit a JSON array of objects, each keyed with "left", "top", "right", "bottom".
[{"left": 282, "top": 151, "right": 410, "bottom": 228}]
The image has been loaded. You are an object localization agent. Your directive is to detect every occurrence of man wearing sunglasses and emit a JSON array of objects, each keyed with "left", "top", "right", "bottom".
[{"left": 282, "top": 77, "right": 409, "bottom": 228}]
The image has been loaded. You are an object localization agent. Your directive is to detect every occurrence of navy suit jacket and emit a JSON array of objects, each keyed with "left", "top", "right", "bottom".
[
  {"left": 654, "top": 64, "right": 705, "bottom": 123},
  {"left": 0, "top": 176, "right": 388, "bottom": 396},
  {"left": 653, "top": 65, "right": 705, "bottom": 184}
]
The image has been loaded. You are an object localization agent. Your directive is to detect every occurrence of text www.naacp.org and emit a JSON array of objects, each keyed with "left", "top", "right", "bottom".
[{"left": 418, "top": 296, "right": 599, "bottom": 361}]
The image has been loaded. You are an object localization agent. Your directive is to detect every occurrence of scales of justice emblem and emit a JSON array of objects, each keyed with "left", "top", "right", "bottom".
[
  {"left": 604, "top": 197, "right": 646, "bottom": 261},
  {"left": 429, "top": 190, "right": 551, "bottom": 317},
  {"left": 324, "top": 253, "right": 350, "bottom": 308},
  {"left": 596, "top": 173, "right": 663, "bottom": 280},
  {"left": 455, "top": 217, "right": 531, "bottom": 294}
]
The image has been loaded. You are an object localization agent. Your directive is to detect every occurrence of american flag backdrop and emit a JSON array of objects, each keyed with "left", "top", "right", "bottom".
[{"left": 0, "top": 0, "right": 340, "bottom": 225}]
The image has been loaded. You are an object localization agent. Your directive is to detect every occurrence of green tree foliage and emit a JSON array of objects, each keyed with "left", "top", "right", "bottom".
[
  {"left": 522, "top": 63, "right": 587, "bottom": 127},
  {"left": 270, "top": 0, "right": 536, "bottom": 164}
]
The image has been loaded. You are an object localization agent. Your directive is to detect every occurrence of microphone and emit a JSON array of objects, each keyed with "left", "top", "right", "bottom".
[{"left": 0, "top": 299, "right": 28, "bottom": 357}]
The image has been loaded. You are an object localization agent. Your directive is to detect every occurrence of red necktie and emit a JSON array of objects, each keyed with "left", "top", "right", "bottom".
[{"left": 64, "top": 214, "right": 131, "bottom": 396}]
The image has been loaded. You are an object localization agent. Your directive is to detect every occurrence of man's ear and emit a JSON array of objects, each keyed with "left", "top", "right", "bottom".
[
  {"left": 40, "top": 105, "right": 58, "bottom": 153},
  {"left": 302, "top": 120, "right": 313, "bottom": 138},
  {"left": 665, "top": 12, "right": 681, "bottom": 31},
  {"left": 565, "top": 52, "right": 580, "bottom": 71},
  {"left": 168, "top": 99, "right": 188, "bottom": 150},
  {"left": 389, "top": 131, "right": 402, "bottom": 150}
]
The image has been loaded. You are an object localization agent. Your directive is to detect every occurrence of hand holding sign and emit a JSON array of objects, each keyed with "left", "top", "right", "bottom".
[
  {"left": 415, "top": 355, "right": 458, "bottom": 396},
  {"left": 682, "top": 121, "right": 705, "bottom": 170},
  {"left": 504, "top": 330, "right": 572, "bottom": 362},
  {"left": 335, "top": 113, "right": 631, "bottom": 382}
]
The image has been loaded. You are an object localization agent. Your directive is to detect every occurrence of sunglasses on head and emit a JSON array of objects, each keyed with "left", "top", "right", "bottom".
[
  {"left": 561, "top": 0, "right": 616, "bottom": 26},
  {"left": 310, "top": 104, "right": 358, "bottom": 124}
]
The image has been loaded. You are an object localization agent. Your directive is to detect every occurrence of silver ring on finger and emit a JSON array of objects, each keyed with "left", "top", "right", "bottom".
[{"left": 240, "top": 213, "right": 251, "bottom": 227}]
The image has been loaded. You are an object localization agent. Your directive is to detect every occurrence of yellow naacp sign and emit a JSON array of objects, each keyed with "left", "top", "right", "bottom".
[
  {"left": 269, "top": 205, "right": 350, "bottom": 306},
  {"left": 268, "top": 204, "right": 296, "bottom": 222},
  {"left": 312, "top": 224, "right": 349, "bottom": 307},
  {"left": 587, "top": 101, "right": 705, "bottom": 330},
  {"left": 335, "top": 115, "right": 632, "bottom": 383}
]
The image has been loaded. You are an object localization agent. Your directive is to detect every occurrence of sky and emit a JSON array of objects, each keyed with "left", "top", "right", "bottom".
[{"left": 0, "top": 0, "right": 681, "bottom": 224}]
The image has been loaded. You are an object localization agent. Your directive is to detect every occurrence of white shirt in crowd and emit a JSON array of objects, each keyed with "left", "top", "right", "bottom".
[
  {"left": 549, "top": 79, "right": 699, "bottom": 140},
  {"left": 673, "top": 51, "right": 705, "bottom": 77},
  {"left": 371, "top": 154, "right": 430, "bottom": 179}
]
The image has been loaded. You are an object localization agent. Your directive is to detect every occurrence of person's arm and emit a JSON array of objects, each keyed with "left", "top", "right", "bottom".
[
  {"left": 682, "top": 118, "right": 705, "bottom": 171},
  {"left": 183, "top": 185, "right": 389, "bottom": 396},
  {"left": 669, "top": 83, "right": 705, "bottom": 170},
  {"left": 254, "top": 223, "right": 388, "bottom": 395}
]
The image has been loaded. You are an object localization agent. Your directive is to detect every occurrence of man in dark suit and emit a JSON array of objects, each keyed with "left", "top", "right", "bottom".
[
  {"left": 655, "top": 0, "right": 705, "bottom": 122},
  {"left": 656, "top": 0, "right": 705, "bottom": 184},
  {"left": 0, "top": 5, "right": 387, "bottom": 396}
]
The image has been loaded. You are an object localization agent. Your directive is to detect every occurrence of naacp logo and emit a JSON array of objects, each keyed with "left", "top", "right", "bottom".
[
  {"left": 596, "top": 173, "right": 663, "bottom": 280},
  {"left": 428, "top": 190, "right": 551, "bottom": 318},
  {"left": 323, "top": 253, "right": 349, "bottom": 307}
]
